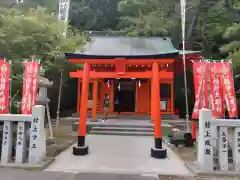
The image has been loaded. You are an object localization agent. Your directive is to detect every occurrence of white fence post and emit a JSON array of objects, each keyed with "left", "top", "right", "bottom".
[
  {"left": 218, "top": 126, "right": 228, "bottom": 171},
  {"left": 197, "top": 117, "right": 240, "bottom": 173},
  {"left": 1, "top": 121, "right": 13, "bottom": 164},
  {"left": 198, "top": 108, "right": 214, "bottom": 171},
  {"left": 28, "top": 105, "right": 46, "bottom": 165},
  {"left": 211, "top": 116, "right": 218, "bottom": 156},
  {"left": 233, "top": 127, "right": 240, "bottom": 171},
  {"left": 15, "top": 122, "right": 26, "bottom": 163}
]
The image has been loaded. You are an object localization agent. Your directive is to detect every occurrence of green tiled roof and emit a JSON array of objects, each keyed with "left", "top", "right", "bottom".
[
  {"left": 66, "top": 33, "right": 201, "bottom": 60},
  {"left": 76, "top": 35, "right": 179, "bottom": 56}
]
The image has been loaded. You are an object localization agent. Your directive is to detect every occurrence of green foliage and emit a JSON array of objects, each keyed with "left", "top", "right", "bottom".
[
  {"left": 220, "top": 23, "right": 240, "bottom": 68},
  {"left": 118, "top": 0, "right": 178, "bottom": 36},
  {"left": 0, "top": 6, "right": 86, "bottom": 66},
  {"left": 197, "top": 0, "right": 240, "bottom": 69},
  {"left": 69, "top": 0, "right": 120, "bottom": 30},
  {"left": 206, "top": 0, "right": 240, "bottom": 68},
  {"left": 59, "top": 0, "right": 181, "bottom": 36},
  {"left": 0, "top": 0, "right": 57, "bottom": 11},
  {"left": 21, "top": 0, "right": 58, "bottom": 11},
  {"left": 205, "top": 2, "right": 233, "bottom": 38},
  {"left": 0, "top": 6, "right": 87, "bottom": 113}
]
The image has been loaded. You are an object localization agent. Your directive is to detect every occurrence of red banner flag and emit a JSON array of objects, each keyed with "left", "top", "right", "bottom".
[
  {"left": 209, "top": 63, "right": 224, "bottom": 117},
  {"left": 219, "top": 62, "right": 238, "bottom": 118},
  {"left": 31, "top": 62, "right": 40, "bottom": 107},
  {"left": 192, "top": 62, "right": 209, "bottom": 119},
  {"left": 21, "top": 61, "right": 40, "bottom": 114},
  {"left": 0, "top": 59, "right": 10, "bottom": 114}
]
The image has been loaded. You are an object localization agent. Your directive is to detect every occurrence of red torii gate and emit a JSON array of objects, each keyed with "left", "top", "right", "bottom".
[{"left": 67, "top": 56, "right": 173, "bottom": 159}]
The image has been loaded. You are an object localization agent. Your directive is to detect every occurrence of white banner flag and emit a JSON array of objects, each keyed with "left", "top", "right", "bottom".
[{"left": 58, "top": 0, "right": 70, "bottom": 22}]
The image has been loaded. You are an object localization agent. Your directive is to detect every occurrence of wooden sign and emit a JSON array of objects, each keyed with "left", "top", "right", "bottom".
[{"left": 115, "top": 59, "right": 126, "bottom": 74}]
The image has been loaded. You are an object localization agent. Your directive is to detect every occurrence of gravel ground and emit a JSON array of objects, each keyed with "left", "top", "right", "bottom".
[{"left": 45, "top": 123, "right": 76, "bottom": 158}]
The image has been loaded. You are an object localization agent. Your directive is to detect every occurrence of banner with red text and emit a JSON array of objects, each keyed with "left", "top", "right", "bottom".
[
  {"left": 31, "top": 62, "right": 40, "bottom": 107},
  {"left": 21, "top": 61, "right": 40, "bottom": 114},
  {"left": 0, "top": 59, "right": 10, "bottom": 114},
  {"left": 219, "top": 62, "right": 238, "bottom": 118},
  {"left": 209, "top": 63, "right": 224, "bottom": 117},
  {"left": 192, "top": 62, "right": 209, "bottom": 119}
]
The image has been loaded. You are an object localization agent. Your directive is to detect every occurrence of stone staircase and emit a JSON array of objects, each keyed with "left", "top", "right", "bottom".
[
  {"left": 71, "top": 112, "right": 176, "bottom": 120},
  {"left": 90, "top": 125, "right": 153, "bottom": 136},
  {"left": 72, "top": 120, "right": 154, "bottom": 136}
]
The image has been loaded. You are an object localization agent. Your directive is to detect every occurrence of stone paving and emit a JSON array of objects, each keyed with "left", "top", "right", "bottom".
[
  {"left": 45, "top": 135, "right": 192, "bottom": 176},
  {"left": 0, "top": 169, "right": 189, "bottom": 180},
  {"left": 0, "top": 168, "right": 75, "bottom": 180}
]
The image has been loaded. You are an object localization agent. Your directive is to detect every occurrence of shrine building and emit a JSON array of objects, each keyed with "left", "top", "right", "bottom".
[{"left": 65, "top": 32, "right": 200, "bottom": 120}]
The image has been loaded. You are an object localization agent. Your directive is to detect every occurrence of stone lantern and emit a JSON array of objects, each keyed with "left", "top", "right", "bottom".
[{"left": 36, "top": 66, "right": 54, "bottom": 139}]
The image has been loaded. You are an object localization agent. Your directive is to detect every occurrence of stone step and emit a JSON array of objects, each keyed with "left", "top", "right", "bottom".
[
  {"left": 72, "top": 122, "right": 153, "bottom": 131},
  {"left": 88, "top": 123, "right": 153, "bottom": 128},
  {"left": 89, "top": 130, "right": 153, "bottom": 136},
  {"left": 69, "top": 130, "right": 153, "bottom": 137},
  {"left": 91, "top": 126, "right": 153, "bottom": 132},
  {"left": 71, "top": 113, "right": 176, "bottom": 120},
  {"left": 72, "top": 114, "right": 151, "bottom": 120}
]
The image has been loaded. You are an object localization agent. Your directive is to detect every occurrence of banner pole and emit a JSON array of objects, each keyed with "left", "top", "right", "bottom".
[
  {"left": 56, "top": 70, "right": 63, "bottom": 132},
  {"left": 56, "top": 0, "right": 71, "bottom": 132},
  {"left": 180, "top": 0, "right": 190, "bottom": 133}
]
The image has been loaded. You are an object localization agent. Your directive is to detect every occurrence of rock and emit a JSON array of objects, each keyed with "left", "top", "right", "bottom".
[{"left": 46, "top": 144, "right": 58, "bottom": 157}]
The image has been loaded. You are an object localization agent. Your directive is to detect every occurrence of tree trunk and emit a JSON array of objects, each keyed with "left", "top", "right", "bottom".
[
  {"left": 186, "top": 0, "right": 204, "bottom": 49},
  {"left": 186, "top": 15, "right": 197, "bottom": 48}
]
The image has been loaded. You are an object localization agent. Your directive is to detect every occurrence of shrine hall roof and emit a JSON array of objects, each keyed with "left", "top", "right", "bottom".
[{"left": 65, "top": 34, "right": 199, "bottom": 59}]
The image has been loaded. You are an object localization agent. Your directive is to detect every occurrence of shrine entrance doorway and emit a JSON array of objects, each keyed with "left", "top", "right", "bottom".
[{"left": 114, "top": 79, "right": 136, "bottom": 112}]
